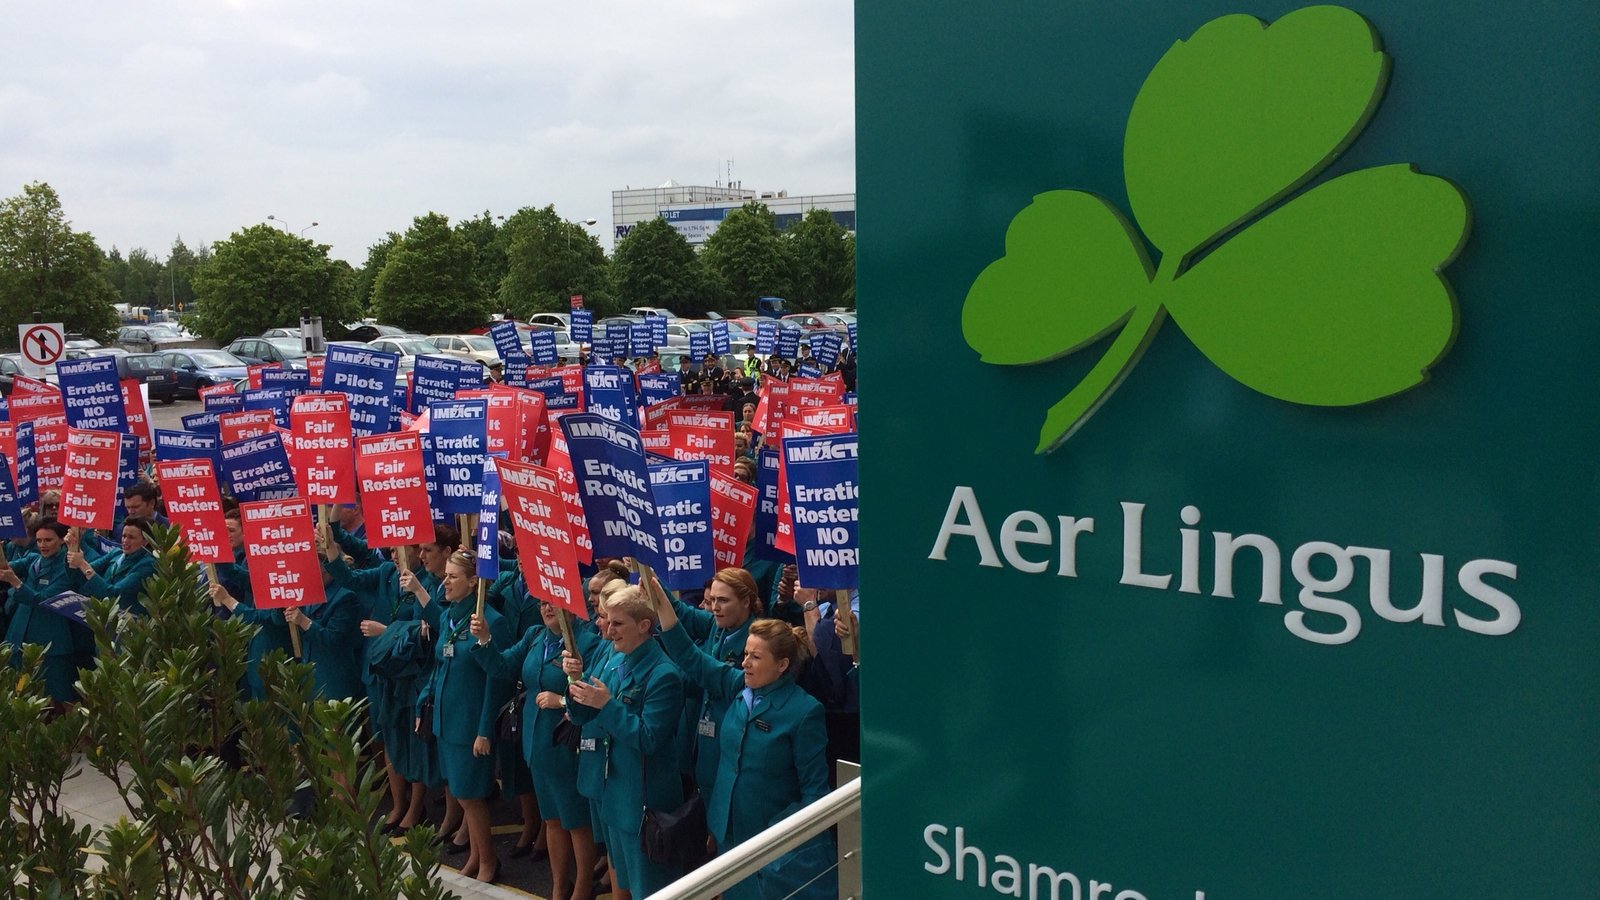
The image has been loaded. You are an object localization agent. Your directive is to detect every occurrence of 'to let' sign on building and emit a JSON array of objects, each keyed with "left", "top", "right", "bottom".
[{"left": 858, "top": 2, "right": 1598, "bottom": 898}]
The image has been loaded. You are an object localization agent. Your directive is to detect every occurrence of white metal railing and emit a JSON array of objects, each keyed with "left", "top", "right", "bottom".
[{"left": 650, "top": 774, "right": 862, "bottom": 900}]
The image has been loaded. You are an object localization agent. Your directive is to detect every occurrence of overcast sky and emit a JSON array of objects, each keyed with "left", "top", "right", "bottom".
[{"left": 0, "top": 1, "right": 855, "bottom": 264}]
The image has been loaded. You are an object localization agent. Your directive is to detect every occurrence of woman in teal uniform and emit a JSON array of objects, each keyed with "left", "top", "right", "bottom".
[
  {"left": 473, "top": 598, "right": 602, "bottom": 900},
  {"left": 656, "top": 605, "right": 834, "bottom": 900},
  {"left": 71, "top": 517, "right": 157, "bottom": 616},
  {"left": 209, "top": 512, "right": 292, "bottom": 701},
  {"left": 416, "top": 549, "right": 512, "bottom": 884},
  {"left": 669, "top": 567, "right": 761, "bottom": 800},
  {"left": 485, "top": 560, "right": 545, "bottom": 857},
  {"left": 566, "top": 564, "right": 631, "bottom": 893},
  {"left": 282, "top": 565, "right": 363, "bottom": 702},
  {"left": 567, "top": 584, "right": 686, "bottom": 899},
  {"left": 0, "top": 519, "right": 88, "bottom": 703}
]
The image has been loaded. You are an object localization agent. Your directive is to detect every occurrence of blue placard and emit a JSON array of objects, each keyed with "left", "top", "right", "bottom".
[
  {"left": 476, "top": 459, "right": 501, "bottom": 579},
  {"left": 796, "top": 363, "right": 823, "bottom": 379},
  {"left": 570, "top": 309, "right": 593, "bottom": 345},
  {"left": 558, "top": 413, "right": 664, "bottom": 570},
  {"left": 842, "top": 391, "right": 858, "bottom": 407},
  {"left": 427, "top": 398, "right": 488, "bottom": 515},
  {"left": 711, "top": 321, "right": 730, "bottom": 355},
  {"left": 411, "top": 355, "right": 484, "bottom": 413},
  {"left": 647, "top": 458, "right": 714, "bottom": 591},
  {"left": 752, "top": 447, "right": 791, "bottom": 561},
  {"left": 646, "top": 315, "right": 668, "bottom": 350},
  {"left": 629, "top": 323, "right": 654, "bottom": 359},
  {"left": 204, "top": 391, "right": 244, "bottom": 414},
  {"left": 260, "top": 368, "right": 309, "bottom": 394},
  {"left": 154, "top": 428, "right": 222, "bottom": 469},
  {"left": 501, "top": 356, "right": 529, "bottom": 389},
  {"left": 782, "top": 432, "right": 859, "bottom": 588},
  {"left": 38, "top": 591, "right": 90, "bottom": 627},
  {"left": 528, "top": 331, "right": 558, "bottom": 366},
  {"left": 242, "top": 387, "right": 291, "bottom": 428},
  {"left": 389, "top": 377, "right": 407, "bottom": 432},
  {"left": 322, "top": 344, "right": 400, "bottom": 437},
  {"left": 490, "top": 321, "right": 523, "bottom": 361},
  {"left": 0, "top": 394, "right": 9, "bottom": 423},
  {"left": 638, "top": 372, "right": 682, "bottom": 408},
  {"left": 583, "top": 365, "right": 637, "bottom": 428},
  {"left": 775, "top": 327, "right": 800, "bottom": 361},
  {"left": 689, "top": 331, "right": 712, "bottom": 363},
  {"left": 57, "top": 356, "right": 127, "bottom": 433},
  {"left": 847, "top": 320, "right": 857, "bottom": 355},
  {"left": 810, "top": 332, "right": 843, "bottom": 370},
  {"left": 756, "top": 322, "right": 778, "bottom": 355},
  {"left": 526, "top": 376, "right": 567, "bottom": 400},
  {"left": 219, "top": 432, "right": 297, "bottom": 502},
  {"left": 419, "top": 432, "right": 443, "bottom": 520},
  {"left": 12, "top": 421, "right": 36, "bottom": 505},
  {"left": 117, "top": 432, "right": 141, "bottom": 495},
  {"left": 546, "top": 393, "right": 582, "bottom": 411},
  {"left": 0, "top": 447, "right": 25, "bottom": 539},
  {"left": 181, "top": 410, "right": 221, "bottom": 435}
]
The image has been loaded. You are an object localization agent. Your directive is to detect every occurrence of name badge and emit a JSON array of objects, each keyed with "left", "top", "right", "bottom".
[
  {"left": 579, "top": 738, "right": 597, "bottom": 752},
  {"left": 753, "top": 719, "right": 771, "bottom": 732},
  {"left": 442, "top": 642, "right": 455, "bottom": 659},
  {"left": 698, "top": 717, "right": 717, "bottom": 738}
]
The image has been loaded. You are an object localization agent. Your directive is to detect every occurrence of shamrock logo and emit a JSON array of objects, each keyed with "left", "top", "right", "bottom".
[{"left": 962, "top": 5, "right": 1470, "bottom": 454}]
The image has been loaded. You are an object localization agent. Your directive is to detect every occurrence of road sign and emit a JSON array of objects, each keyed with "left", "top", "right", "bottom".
[
  {"left": 570, "top": 294, "right": 584, "bottom": 310},
  {"left": 18, "top": 323, "right": 65, "bottom": 377}
]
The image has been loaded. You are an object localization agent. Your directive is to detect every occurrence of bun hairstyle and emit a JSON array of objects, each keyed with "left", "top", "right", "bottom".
[
  {"left": 594, "top": 559, "right": 631, "bottom": 585},
  {"left": 748, "top": 617, "right": 815, "bottom": 671},
  {"left": 431, "top": 524, "right": 461, "bottom": 550},
  {"left": 710, "top": 567, "right": 763, "bottom": 615},
  {"left": 447, "top": 549, "right": 477, "bottom": 573}
]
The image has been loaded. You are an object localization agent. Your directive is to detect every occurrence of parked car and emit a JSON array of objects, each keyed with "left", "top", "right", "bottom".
[
  {"left": 0, "top": 353, "right": 25, "bottom": 396},
  {"left": 525, "top": 312, "right": 572, "bottom": 332},
  {"left": 260, "top": 327, "right": 302, "bottom": 339},
  {"left": 161, "top": 348, "right": 250, "bottom": 398},
  {"left": 343, "top": 322, "right": 407, "bottom": 343},
  {"left": 366, "top": 336, "right": 443, "bottom": 376},
  {"left": 665, "top": 320, "right": 710, "bottom": 348},
  {"left": 428, "top": 334, "right": 503, "bottom": 370},
  {"left": 117, "top": 323, "right": 205, "bottom": 354},
  {"left": 116, "top": 353, "right": 180, "bottom": 404},
  {"left": 225, "top": 337, "right": 311, "bottom": 370},
  {"left": 628, "top": 306, "right": 675, "bottom": 319},
  {"left": 781, "top": 312, "right": 851, "bottom": 334}
]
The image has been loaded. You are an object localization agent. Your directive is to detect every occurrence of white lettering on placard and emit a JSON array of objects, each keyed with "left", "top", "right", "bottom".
[
  {"left": 922, "top": 823, "right": 1201, "bottom": 899},
  {"left": 928, "top": 485, "right": 1520, "bottom": 648}
]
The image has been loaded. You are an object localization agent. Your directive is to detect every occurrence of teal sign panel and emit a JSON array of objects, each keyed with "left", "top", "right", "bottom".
[{"left": 858, "top": 2, "right": 1598, "bottom": 897}]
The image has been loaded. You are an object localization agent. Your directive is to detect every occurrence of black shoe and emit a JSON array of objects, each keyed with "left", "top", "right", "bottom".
[
  {"left": 431, "top": 826, "right": 458, "bottom": 847},
  {"left": 509, "top": 842, "right": 533, "bottom": 859},
  {"left": 443, "top": 840, "right": 470, "bottom": 856},
  {"left": 530, "top": 844, "right": 549, "bottom": 862}
]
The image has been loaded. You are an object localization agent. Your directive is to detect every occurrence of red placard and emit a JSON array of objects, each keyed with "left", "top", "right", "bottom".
[
  {"left": 289, "top": 393, "right": 357, "bottom": 505},
  {"left": 10, "top": 377, "right": 64, "bottom": 424},
  {"left": 542, "top": 410, "right": 592, "bottom": 564},
  {"left": 199, "top": 382, "right": 235, "bottom": 401},
  {"left": 641, "top": 396, "right": 684, "bottom": 430},
  {"left": 665, "top": 409, "right": 734, "bottom": 433},
  {"left": 751, "top": 389, "right": 773, "bottom": 436},
  {"left": 32, "top": 414, "right": 68, "bottom": 493},
  {"left": 709, "top": 470, "right": 757, "bottom": 569},
  {"left": 681, "top": 394, "right": 729, "bottom": 411},
  {"left": 492, "top": 385, "right": 548, "bottom": 465},
  {"left": 641, "top": 427, "right": 671, "bottom": 455},
  {"left": 119, "top": 378, "right": 153, "bottom": 454},
  {"left": 554, "top": 365, "right": 584, "bottom": 397},
  {"left": 774, "top": 422, "right": 847, "bottom": 556},
  {"left": 239, "top": 496, "right": 324, "bottom": 609},
  {"left": 307, "top": 356, "right": 325, "bottom": 389},
  {"left": 495, "top": 458, "right": 586, "bottom": 619},
  {"left": 58, "top": 428, "right": 121, "bottom": 529},
  {"left": 219, "top": 409, "right": 277, "bottom": 444},
  {"left": 457, "top": 388, "right": 515, "bottom": 456},
  {"left": 155, "top": 458, "right": 231, "bottom": 563},
  {"left": 354, "top": 432, "right": 432, "bottom": 548},
  {"left": 781, "top": 377, "right": 846, "bottom": 421},
  {"left": 0, "top": 423, "right": 14, "bottom": 484},
  {"left": 669, "top": 424, "right": 734, "bottom": 474},
  {"left": 798, "top": 404, "right": 855, "bottom": 431},
  {"left": 246, "top": 363, "right": 277, "bottom": 390},
  {"left": 639, "top": 359, "right": 662, "bottom": 375}
]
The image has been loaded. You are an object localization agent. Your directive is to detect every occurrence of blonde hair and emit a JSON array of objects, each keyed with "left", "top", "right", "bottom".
[
  {"left": 447, "top": 549, "right": 477, "bottom": 575},
  {"left": 604, "top": 584, "right": 656, "bottom": 626},
  {"left": 748, "top": 618, "right": 815, "bottom": 671}
]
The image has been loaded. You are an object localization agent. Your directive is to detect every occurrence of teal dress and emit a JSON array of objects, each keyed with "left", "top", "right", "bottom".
[
  {"left": 80, "top": 548, "right": 156, "bottom": 616},
  {"left": 299, "top": 585, "right": 364, "bottom": 701},
  {"left": 473, "top": 619, "right": 601, "bottom": 829},
  {"left": 660, "top": 624, "right": 835, "bottom": 900},
  {"left": 573, "top": 638, "right": 619, "bottom": 832},
  {"left": 324, "top": 557, "right": 430, "bottom": 740},
  {"left": 566, "top": 637, "right": 686, "bottom": 896},
  {"left": 486, "top": 569, "right": 541, "bottom": 796},
  {"left": 389, "top": 579, "right": 444, "bottom": 787},
  {"left": 3, "top": 551, "right": 88, "bottom": 702},
  {"left": 418, "top": 599, "right": 513, "bottom": 799},
  {"left": 215, "top": 551, "right": 294, "bottom": 701},
  {"left": 668, "top": 595, "right": 752, "bottom": 793}
]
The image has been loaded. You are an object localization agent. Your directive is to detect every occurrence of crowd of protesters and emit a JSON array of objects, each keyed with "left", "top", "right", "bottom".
[{"left": 0, "top": 339, "right": 858, "bottom": 900}]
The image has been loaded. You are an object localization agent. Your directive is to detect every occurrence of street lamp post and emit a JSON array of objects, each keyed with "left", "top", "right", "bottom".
[{"left": 301, "top": 222, "right": 320, "bottom": 238}]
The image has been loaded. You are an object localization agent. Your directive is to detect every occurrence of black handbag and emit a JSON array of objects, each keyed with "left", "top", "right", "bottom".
[
  {"left": 498, "top": 683, "right": 527, "bottom": 742},
  {"left": 639, "top": 753, "right": 708, "bottom": 867},
  {"left": 414, "top": 701, "right": 434, "bottom": 741},
  {"left": 551, "top": 715, "right": 582, "bottom": 752}
]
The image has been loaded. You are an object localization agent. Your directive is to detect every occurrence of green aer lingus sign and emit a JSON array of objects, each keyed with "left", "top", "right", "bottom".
[
  {"left": 859, "top": 0, "right": 1598, "bottom": 897},
  {"left": 963, "top": 5, "right": 1468, "bottom": 453}
]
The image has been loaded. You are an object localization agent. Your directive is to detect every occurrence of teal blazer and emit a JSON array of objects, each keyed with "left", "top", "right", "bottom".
[
  {"left": 670, "top": 595, "right": 752, "bottom": 790},
  {"left": 473, "top": 620, "right": 600, "bottom": 766},
  {"left": 4, "top": 551, "right": 87, "bottom": 658},
  {"left": 300, "top": 585, "right": 364, "bottom": 701},
  {"left": 574, "top": 640, "right": 619, "bottom": 804},
  {"left": 660, "top": 623, "right": 830, "bottom": 848},
  {"left": 419, "top": 600, "right": 513, "bottom": 743},
  {"left": 81, "top": 549, "right": 156, "bottom": 616},
  {"left": 567, "top": 637, "right": 685, "bottom": 834}
]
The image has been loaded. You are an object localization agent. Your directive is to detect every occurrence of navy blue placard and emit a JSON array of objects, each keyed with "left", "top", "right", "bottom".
[
  {"left": 322, "top": 344, "right": 400, "bottom": 437},
  {"left": 558, "top": 413, "right": 665, "bottom": 570},
  {"left": 647, "top": 458, "right": 714, "bottom": 590},
  {"left": 12, "top": 421, "right": 36, "bottom": 504},
  {"left": 782, "top": 432, "right": 859, "bottom": 588},
  {"left": 810, "top": 332, "right": 843, "bottom": 370},
  {"left": 181, "top": 411, "right": 221, "bottom": 435},
  {"left": 775, "top": 328, "right": 800, "bottom": 361},
  {"left": 689, "top": 331, "right": 711, "bottom": 363},
  {"left": 57, "top": 356, "right": 127, "bottom": 433},
  {"left": 525, "top": 376, "right": 567, "bottom": 401},
  {"left": 39, "top": 591, "right": 90, "bottom": 626},
  {"left": 259, "top": 368, "right": 309, "bottom": 394},
  {"left": 0, "top": 449, "right": 25, "bottom": 539},
  {"left": 155, "top": 428, "right": 222, "bottom": 469},
  {"left": 638, "top": 372, "right": 682, "bottom": 408},
  {"left": 545, "top": 393, "right": 582, "bottom": 412},
  {"left": 242, "top": 387, "right": 292, "bottom": 428},
  {"left": 204, "top": 392, "right": 244, "bottom": 414},
  {"left": 796, "top": 363, "right": 823, "bottom": 379},
  {"left": 711, "top": 321, "right": 730, "bottom": 355},
  {"left": 846, "top": 320, "right": 857, "bottom": 355},
  {"left": 389, "top": 377, "right": 407, "bottom": 432},
  {"left": 629, "top": 323, "right": 653, "bottom": 359},
  {"left": 426, "top": 398, "right": 488, "bottom": 515},
  {"left": 0, "top": 394, "right": 9, "bottom": 423},
  {"left": 528, "top": 331, "right": 558, "bottom": 366},
  {"left": 475, "top": 460, "right": 501, "bottom": 579},
  {"left": 646, "top": 315, "right": 668, "bottom": 349},
  {"left": 219, "top": 432, "right": 297, "bottom": 501},
  {"left": 419, "top": 432, "right": 443, "bottom": 520},
  {"left": 117, "top": 432, "right": 141, "bottom": 494},
  {"left": 411, "top": 355, "right": 484, "bottom": 413},
  {"left": 756, "top": 322, "right": 778, "bottom": 355},
  {"left": 752, "top": 447, "right": 791, "bottom": 561},
  {"left": 570, "top": 309, "right": 593, "bottom": 345},
  {"left": 490, "top": 321, "right": 523, "bottom": 361},
  {"left": 583, "top": 366, "right": 638, "bottom": 428}
]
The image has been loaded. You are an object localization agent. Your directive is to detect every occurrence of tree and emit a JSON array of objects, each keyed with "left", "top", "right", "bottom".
[
  {"left": 165, "top": 236, "right": 203, "bottom": 312},
  {"left": 190, "top": 224, "right": 360, "bottom": 345},
  {"left": 611, "top": 217, "right": 711, "bottom": 316},
  {"left": 700, "top": 201, "right": 792, "bottom": 309},
  {"left": 454, "top": 211, "right": 507, "bottom": 305},
  {"left": 352, "top": 232, "right": 401, "bottom": 313},
  {"left": 498, "top": 205, "right": 613, "bottom": 318},
  {"left": 784, "top": 208, "right": 856, "bottom": 312},
  {"left": 370, "top": 212, "right": 486, "bottom": 334},
  {"left": 0, "top": 182, "right": 120, "bottom": 341},
  {"left": 122, "top": 248, "right": 164, "bottom": 310}
]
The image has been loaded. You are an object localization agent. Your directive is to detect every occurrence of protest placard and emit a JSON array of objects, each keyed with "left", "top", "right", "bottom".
[
  {"left": 181, "top": 410, "right": 221, "bottom": 435},
  {"left": 116, "top": 433, "right": 141, "bottom": 507},
  {"left": 782, "top": 376, "right": 846, "bottom": 421},
  {"left": 8, "top": 421, "right": 36, "bottom": 504},
  {"left": 775, "top": 327, "right": 800, "bottom": 361},
  {"left": 709, "top": 469, "right": 757, "bottom": 570},
  {"left": 783, "top": 432, "right": 859, "bottom": 588},
  {"left": 152, "top": 429, "right": 214, "bottom": 468},
  {"left": 528, "top": 331, "right": 558, "bottom": 366},
  {"left": 426, "top": 398, "right": 488, "bottom": 515},
  {"left": 629, "top": 322, "right": 653, "bottom": 359},
  {"left": 641, "top": 397, "right": 683, "bottom": 430},
  {"left": 641, "top": 427, "right": 671, "bottom": 455},
  {"left": 355, "top": 431, "right": 432, "bottom": 548},
  {"left": 57, "top": 357, "right": 127, "bottom": 433},
  {"left": 119, "top": 379, "right": 153, "bottom": 452},
  {"left": 9, "top": 376, "right": 64, "bottom": 424},
  {"left": 239, "top": 496, "right": 324, "bottom": 609},
  {"left": 0, "top": 444, "right": 25, "bottom": 539},
  {"left": 772, "top": 421, "right": 846, "bottom": 556},
  {"left": 638, "top": 372, "right": 681, "bottom": 408},
  {"left": 220, "top": 431, "right": 297, "bottom": 502},
  {"left": 475, "top": 460, "right": 501, "bottom": 579},
  {"left": 799, "top": 404, "right": 856, "bottom": 431},
  {"left": 204, "top": 391, "right": 244, "bottom": 414},
  {"left": 810, "top": 331, "right": 843, "bottom": 370},
  {"left": 558, "top": 413, "right": 664, "bottom": 570},
  {"left": 32, "top": 415, "right": 67, "bottom": 494},
  {"left": 554, "top": 364, "right": 584, "bottom": 397},
  {"left": 260, "top": 368, "right": 309, "bottom": 394},
  {"left": 155, "top": 458, "right": 231, "bottom": 563},
  {"left": 219, "top": 409, "right": 277, "bottom": 444},
  {"left": 59, "top": 428, "right": 121, "bottom": 529},
  {"left": 756, "top": 322, "right": 778, "bottom": 356},
  {"left": 307, "top": 355, "right": 325, "bottom": 389},
  {"left": 668, "top": 424, "right": 734, "bottom": 474},
  {"left": 288, "top": 393, "right": 356, "bottom": 505},
  {"left": 847, "top": 320, "right": 857, "bottom": 355},
  {"left": 647, "top": 458, "right": 713, "bottom": 590},
  {"left": 752, "top": 448, "right": 790, "bottom": 561},
  {"left": 199, "top": 382, "right": 234, "bottom": 402},
  {"left": 497, "top": 386, "right": 548, "bottom": 465},
  {"left": 570, "top": 309, "right": 593, "bottom": 345},
  {"left": 711, "top": 320, "right": 730, "bottom": 355},
  {"left": 242, "top": 387, "right": 292, "bottom": 428},
  {"left": 542, "top": 411, "right": 592, "bottom": 564},
  {"left": 582, "top": 365, "right": 638, "bottom": 428},
  {"left": 390, "top": 375, "right": 409, "bottom": 433},
  {"left": 645, "top": 314, "right": 667, "bottom": 348},
  {"left": 411, "top": 355, "right": 484, "bottom": 413},
  {"left": 796, "top": 362, "right": 823, "bottom": 379},
  {"left": 495, "top": 457, "right": 586, "bottom": 618},
  {"left": 321, "top": 344, "right": 399, "bottom": 437},
  {"left": 689, "top": 330, "right": 711, "bottom": 363},
  {"left": 246, "top": 363, "right": 274, "bottom": 390},
  {"left": 490, "top": 321, "right": 523, "bottom": 361}
]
